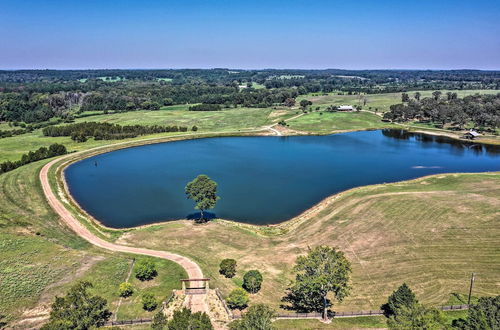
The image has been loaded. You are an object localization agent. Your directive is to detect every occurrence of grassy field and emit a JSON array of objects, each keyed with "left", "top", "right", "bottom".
[
  {"left": 0, "top": 161, "right": 187, "bottom": 325},
  {"left": 287, "top": 111, "right": 397, "bottom": 133},
  {"left": 117, "top": 172, "right": 500, "bottom": 312},
  {"left": 273, "top": 310, "right": 468, "bottom": 329},
  {"left": 298, "top": 89, "right": 499, "bottom": 112},
  {"left": 0, "top": 106, "right": 289, "bottom": 162}
]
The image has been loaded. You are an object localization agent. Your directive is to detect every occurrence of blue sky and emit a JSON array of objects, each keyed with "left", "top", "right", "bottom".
[{"left": 1, "top": 0, "right": 499, "bottom": 70}]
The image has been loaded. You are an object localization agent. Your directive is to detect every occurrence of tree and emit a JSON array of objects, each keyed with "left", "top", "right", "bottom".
[
  {"left": 151, "top": 311, "right": 168, "bottom": 330},
  {"left": 381, "top": 283, "right": 418, "bottom": 317},
  {"left": 41, "top": 281, "right": 111, "bottom": 329},
  {"left": 167, "top": 308, "right": 213, "bottom": 330},
  {"left": 401, "top": 93, "right": 410, "bottom": 102},
  {"left": 142, "top": 293, "right": 158, "bottom": 311},
  {"left": 432, "top": 90, "right": 442, "bottom": 100},
  {"left": 414, "top": 92, "right": 421, "bottom": 101},
  {"left": 185, "top": 175, "right": 220, "bottom": 221},
  {"left": 118, "top": 282, "right": 133, "bottom": 297},
  {"left": 243, "top": 270, "right": 263, "bottom": 294},
  {"left": 387, "top": 304, "right": 448, "bottom": 330},
  {"left": 227, "top": 288, "right": 250, "bottom": 310},
  {"left": 229, "top": 304, "right": 276, "bottom": 330},
  {"left": 284, "top": 98, "right": 296, "bottom": 107},
  {"left": 299, "top": 99, "right": 312, "bottom": 110},
  {"left": 282, "top": 246, "right": 351, "bottom": 320},
  {"left": 452, "top": 296, "right": 500, "bottom": 330},
  {"left": 135, "top": 259, "right": 157, "bottom": 281},
  {"left": 219, "top": 259, "right": 237, "bottom": 278}
]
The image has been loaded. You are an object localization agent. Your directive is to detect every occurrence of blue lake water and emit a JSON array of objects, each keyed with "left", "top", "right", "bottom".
[{"left": 65, "top": 130, "right": 500, "bottom": 228}]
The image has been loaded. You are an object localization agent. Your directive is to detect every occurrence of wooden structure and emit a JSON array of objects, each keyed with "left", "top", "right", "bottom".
[
  {"left": 181, "top": 278, "right": 210, "bottom": 294},
  {"left": 463, "top": 130, "right": 480, "bottom": 140}
]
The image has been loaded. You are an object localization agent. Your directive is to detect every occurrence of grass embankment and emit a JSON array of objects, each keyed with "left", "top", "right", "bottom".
[
  {"left": 118, "top": 173, "right": 500, "bottom": 312},
  {"left": 0, "top": 161, "right": 185, "bottom": 324}
]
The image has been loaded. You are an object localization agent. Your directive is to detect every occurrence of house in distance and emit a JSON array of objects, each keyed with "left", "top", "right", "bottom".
[{"left": 338, "top": 105, "right": 354, "bottom": 111}]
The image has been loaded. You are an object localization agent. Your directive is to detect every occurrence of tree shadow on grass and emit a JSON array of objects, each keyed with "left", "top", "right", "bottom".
[{"left": 186, "top": 212, "right": 217, "bottom": 223}]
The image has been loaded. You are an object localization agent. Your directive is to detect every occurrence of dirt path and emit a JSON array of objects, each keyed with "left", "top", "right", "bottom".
[{"left": 39, "top": 157, "right": 208, "bottom": 314}]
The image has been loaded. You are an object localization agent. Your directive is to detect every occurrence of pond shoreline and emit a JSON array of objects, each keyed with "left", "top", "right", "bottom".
[{"left": 51, "top": 128, "right": 499, "bottom": 234}]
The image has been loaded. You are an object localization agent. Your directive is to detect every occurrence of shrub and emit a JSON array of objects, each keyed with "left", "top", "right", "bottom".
[
  {"left": 192, "top": 125, "right": 198, "bottom": 131},
  {"left": 188, "top": 104, "right": 221, "bottom": 111},
  {"left": 219, "top": 259, "right": 237, "bottom": 278},
  {"left": 135, "top": 259, "right": 157, "bottom": 281},
  {"left": 381, "top": 283, "right": 418, "bottom": 317},
  {"left": 118, "top": 282, "right": 133, "bottom": 297},
  {"left": 243, "top": 270, "right": 263, "bottom": 294},
  {"left": 229, "top": 304, "right": 275, "bottom": 330},
  {"left": 142, "top": 293, "right": 157, "bottom": 311},
  {"left": 168, "top": 308, "right": 213, "bottom": 329},
  {"left": 151, "top": 311, "right": 168, "bottom": 330},
  {"left": 226, "top": 288, "right": 249, "bottom": 310}
]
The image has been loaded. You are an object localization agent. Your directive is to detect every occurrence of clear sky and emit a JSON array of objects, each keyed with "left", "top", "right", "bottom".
[{"left": 1, "top": 0, "right": 499, "bottom": 70}]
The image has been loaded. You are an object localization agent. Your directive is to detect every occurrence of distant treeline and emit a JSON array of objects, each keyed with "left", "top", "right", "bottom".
[
  {"left": 384, "top": 92, "right": 500, "bottom": 130},
  {"left": 0, "top": 143, "right": 67, "bottom": 174},
  {"left": 189, "top": 104, "right": 221, "bottom": 111},
  {"left": 1, "top": 69, "right": 499, "bottom": 124},
  {"left": 0, "top": 119, "right": 66, "bottom": 139},
  {"left": 42, "top": 122, "right": 191, "bottom": 142}
]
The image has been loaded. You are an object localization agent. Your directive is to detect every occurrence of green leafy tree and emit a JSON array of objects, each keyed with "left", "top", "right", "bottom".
[
  {"left": 382, "top": 283, "right": 418, "bottom": 317},
  {"left": 243, "top": 270, "right": 263, "bottom": 294},
  {"left": 185, "top": 175, "right": 219, "bottom": 221},
  {"left": 452, "top": 296, "right": 500, "bottom": 329},
  {"left": 282, "top": 246, "right": 351, "bottom": 320},
  {"left": 414, "top": 92, "right": 421, "bottom": 101},
  {"left": 219, "top": 259, "right": 237, "bottom": 278},
  {"left": 151, "top": 311, "right": 168, "bottom": 330},
  {"left": 167, "top": 308, "right": 213, "bottom": 330},
  {"left": 229, "top": 304, "right": 276, "bottom": 330},
  {"left": 118, "top": 282, "right": 133, "bottom": 297},
  {"left": 135, "top": 259, "right": 157, "bottom": 281},
  {"left": 387, "top": 304, "right": 448, "bottom": 330},
  {"left": 142, "top": 293, "right": 158, "bottom": 311},
  {"left": 299, "top": 99, "right": 312, "bottom": 110},
  {"left": 41, "top": 281, "right": 111, "bottom": 329},
  {"left": 227, "top": 288, "right": 250, "bottom": 310}
]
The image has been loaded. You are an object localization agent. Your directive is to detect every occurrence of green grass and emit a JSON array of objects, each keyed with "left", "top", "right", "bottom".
[
  {"left": 61, "top": 255, "right": 186, "bottom": 320},
  {"left": 274, "top": 316, "right": 386, "bottom": 329},
  {"left": 287, "top": 111, "right": 396, "bottom": 133},
  {"left": 273, "top": 310, "right": 469, "bottom": 329}
]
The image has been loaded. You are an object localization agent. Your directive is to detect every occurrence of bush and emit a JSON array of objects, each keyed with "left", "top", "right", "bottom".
[
  {"left": 168, "top": 308, "right": 213, "bottom": 329},
  {"left": 219, "top": 259, "right": 237, "bottom": 278},
  {"left": 118, "top": 282, "right": 133, "bottom": 297},
  {"left": 151, "top": 311, "right": 167, "bottom": 330},
  {"left": 192, "top": 125, "right": 198, "bottom": 131},
  {"left": 135, "top": 259, "right": 157, "bottom": 281},
  {"left": 141, "top": 293, "right": 158, "bottom": 311},
  {"left": 243, "top": 270, "right": 263, "bottom": 294},
  {"left": 381, "top": 283, "right": 418, "bottom": 317},
  {"left": 229, "top": 304, "right": 275, "bottom": 330},
  {"left": 226, "top": 288, "right": 249, "bottom": 310}
]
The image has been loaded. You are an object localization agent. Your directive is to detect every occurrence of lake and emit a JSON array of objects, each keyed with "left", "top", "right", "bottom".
[{"left": 65, "top": 130, "right": 500, "bottom": 228}]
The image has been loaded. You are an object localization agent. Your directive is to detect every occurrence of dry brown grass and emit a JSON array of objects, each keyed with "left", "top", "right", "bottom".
[{"left": 116, "top": 173, "right": 500, "bottom": 312}]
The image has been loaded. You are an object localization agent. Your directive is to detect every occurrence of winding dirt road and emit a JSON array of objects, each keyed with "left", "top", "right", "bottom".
[{"left": 39, "top": 157, "right": 207, "bottom": 313}]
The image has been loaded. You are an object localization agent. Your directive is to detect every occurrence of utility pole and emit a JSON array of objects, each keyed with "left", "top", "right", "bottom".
[{"left": 467, "top": 272, "right": 475, "bottom": 305}]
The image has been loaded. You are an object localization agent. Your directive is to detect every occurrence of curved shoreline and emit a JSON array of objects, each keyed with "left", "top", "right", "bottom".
[{"left": 51, "top": 128, "right": 499, "bottom": 234}]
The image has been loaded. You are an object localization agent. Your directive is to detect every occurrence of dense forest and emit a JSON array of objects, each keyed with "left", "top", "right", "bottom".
[
  {"left": 0, "top": 69, "right": 499, "bottom": 124},
  {"left": 383, "top": 92, "right": 500, "bottom": 131}
]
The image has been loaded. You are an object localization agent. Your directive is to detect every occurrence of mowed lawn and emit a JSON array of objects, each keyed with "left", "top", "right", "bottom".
[
  {"left": 287, "top": 111, "right": 396, "bottom": 133},
  {"left": 298, "top": 89, "right": 499, "bottom": 112},
  {"left": 118, "top": 172, "right": 500, "bottom": 312}
]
